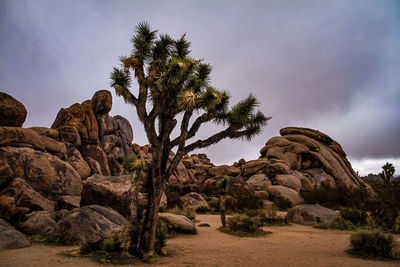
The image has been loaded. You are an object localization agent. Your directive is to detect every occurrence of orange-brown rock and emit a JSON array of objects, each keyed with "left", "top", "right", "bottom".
[
  {"left": 0, "top": 92, "right": 27, "bottom": 127},
  {"left": 259, "top": 127, "right": 371, "bottom": 191}
]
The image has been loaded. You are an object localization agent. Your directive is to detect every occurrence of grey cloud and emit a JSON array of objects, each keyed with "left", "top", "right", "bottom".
[{"left": 1, "top": 0, "right": 399, "bottom": 170}]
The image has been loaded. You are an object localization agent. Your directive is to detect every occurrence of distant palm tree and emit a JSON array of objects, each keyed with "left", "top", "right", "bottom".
[{"left": 110, "top": 21, "right": 270, "bottom": 253}]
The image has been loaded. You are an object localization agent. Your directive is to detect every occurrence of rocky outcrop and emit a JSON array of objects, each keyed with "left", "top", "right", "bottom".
[
  {"left": 51, "top": 90, "right": 134, "bottom": 176},
  {"left": 51, "top": 205, "right": 128, "bottom": 244},
  {"left": 259, "top": 127, "right": 371, "bottom": 191},
  {"left": 0, "top": 218, "right": 31, "bottom": 249},
  {"left": 285, "top": 204, "right": 339, "bottom": 226},
  {"left": 0, "top": 92, "right": 27, "bottom": 127}
]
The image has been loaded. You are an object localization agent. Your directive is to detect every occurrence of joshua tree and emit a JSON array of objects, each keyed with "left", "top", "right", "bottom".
[
  {"left": 380, "top": 162, "right": 395, "bottom": 184},
  {"left": 217, "top": 176, "right": 230, "bottom": 228},
  {"left": 110, "top": 22, "right": 270, "bottom": 253}
]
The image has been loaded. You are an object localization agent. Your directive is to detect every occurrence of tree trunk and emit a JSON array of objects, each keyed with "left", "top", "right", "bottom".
[
  {"left": 139, "top": 183, "right": 161, "bottom": 253},
  {"left": 220, "top": 195, "right": 227, "bottom": 228}
]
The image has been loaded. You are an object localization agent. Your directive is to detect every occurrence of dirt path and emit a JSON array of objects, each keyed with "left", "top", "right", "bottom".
[{"left": 1, "top": 214, "right": 399, "bottom": 267}]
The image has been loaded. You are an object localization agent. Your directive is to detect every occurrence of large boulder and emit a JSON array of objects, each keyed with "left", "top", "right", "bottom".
[
  {"left": 51, "top": 205, "right": 128, "bottom": 244},
  {"left": 179, "top": 192, "right": 209, "bottom": 209},
  {"left": 51, "top": 101, "right": 99, "bottom": 145},
  {"left": 246, "top": 173, "right": 271, "bottom": 191},
  {"left": 19, "top": 211, "right": 56, "bottom": 236},
  {"left": 266, "top": 185, "right": 303, "bottom": 207},
  {"left": 29, "top": 127, "right": 59, "bottom": 140},
  {"left": 159, "top": 213, "right": 196, "bottom": 234},
  {"left": 0, "top": 218, "right": 31, "bottom": 249},
  {"left": 274, "top": 174, "right": 302, "bottom": 192},
  {"left": 1, "top": 178, "right": 55, "bottom": 213},
  {"left": 208, "top": 165, "right": 240, "bottom": 177},
  {"left": 285, "top": 204, "right": 339, "bottom": 226},
  {"left": 81, "top": 174, "right": 132, "bottom": 218},
  {"left": 0, "top": 147, "right": 82, "bottom": 205},
  {"left": 0, "top": 92, "right": 27, "bottom": 127},
  {"left": 91, "top": 90, "right": 112, "bottom": 115},
  {"left": 65, "top": 146, "right": 91, "bottom": 179},
  {"left": 241, "top": 158, "right": 270, "bottom": 177}
]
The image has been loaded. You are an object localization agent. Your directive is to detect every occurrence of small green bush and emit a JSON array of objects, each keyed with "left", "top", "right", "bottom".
[
  {"left": 208, "top": 198, "right": 220, "bottom": 212},
  {"left": 227, "top": 214, "right": 262, "bottom": 233},
  {"left": 348, "top": 231, "right": 397, "bottom": 259},
  {"left": 155, "top": 220, "right": 169, "bottom": 254},
  {"left": 330, "top": 216, "right": 356, "bottom": 230},
  {"left": 340, "top": 207, "right": 368, "bottom": 226},
  {"left": 103, "top": 237, "right": 116, "bottom": 252}
]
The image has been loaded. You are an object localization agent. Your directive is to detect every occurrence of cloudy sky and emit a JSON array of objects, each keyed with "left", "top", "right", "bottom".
[{"left": 1, "top": 0, "right": 399, "bottom": 175}]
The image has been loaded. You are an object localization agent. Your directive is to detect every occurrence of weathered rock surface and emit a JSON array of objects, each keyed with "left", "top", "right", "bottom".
[
  {"left": 259, "top": 127, "right": 371, "bottom": 191},
  {"left": 29, "top": 127, "right": 59, "bottom": 140},
  {"left": 1, "top": 178, "right": 55, "bottom": 213},
  {"left": 179, "top": 192, "right": 209, "bottom": 209},
  {"left": 246, "top": 174, "right": 271, "bottom": 191},
  {"left": 274, "top": 174, "right": 302, "bottom": 192},
  {"left": 81, "top": 174, "right": 132, "bottom": 218},
  {"left": 0, "top": 218, "right": 31, "bottom": 249},
  {"left": 51, "top": 205, "right": 128, "bottom": 244},
  {"left": 159, "top": 213, "right": 196, "bottom": 234},
  {"left": 266, "top": 185, "right": 303, "bottom": 207},
  {"left": 285, "top": 204, "right": 339, "bottom": 226},
  {"left": 19, "top": 211, "right": 56, "bottom": 236},
  {"left": 0, "top": 92, "right": 27, "bottom": 127},
  {"left": 52, "top": 90, "right": 134, "bottom": 176},
  {"left": 0, "top": 147, "right": 82, "bottom": 199},
  {"left": 208, "top": 165, "right": 240, "bottom": 177}
]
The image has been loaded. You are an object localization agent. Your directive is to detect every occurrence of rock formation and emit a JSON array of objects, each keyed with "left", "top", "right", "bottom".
[{"left": 0, "top": 90, "right": 372, "bottom": 248}]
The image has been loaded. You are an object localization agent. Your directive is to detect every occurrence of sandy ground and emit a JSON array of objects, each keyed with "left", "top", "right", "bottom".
[{"left": 1, "top": 214, "right": 399, "bottom": 267}]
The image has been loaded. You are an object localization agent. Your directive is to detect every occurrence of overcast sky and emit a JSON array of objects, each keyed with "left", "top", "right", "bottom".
[{"left": 1, "top": 0, "right": 399, "bottom": 175}]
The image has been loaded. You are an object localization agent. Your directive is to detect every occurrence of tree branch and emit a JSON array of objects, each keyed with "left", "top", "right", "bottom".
[{"left": 114, "top": 85, "right": 139, "bottom": 106}]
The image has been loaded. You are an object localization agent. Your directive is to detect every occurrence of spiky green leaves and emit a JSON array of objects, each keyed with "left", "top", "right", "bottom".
[
  {"left": 131, "top": 21, "right": 157, "bottom": 60},
  {"left": 110, "top": 67, "right": 131, "bottom": 88},
  {"left": 217, "top": 176, "right": 230, "bottom": 195},
  {"left": 177, "top": 89, "right": 197, "bottom": 111},
  {"left": 227, "top": 94, "right": 258, "bottom": 126},
  {"left": 173, "top": 34, "right": 191, "bottom": 58}
]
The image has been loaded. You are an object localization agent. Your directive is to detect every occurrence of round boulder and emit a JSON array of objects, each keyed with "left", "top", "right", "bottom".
[
  {"left": 285, "top": 204, "right": 339, "bottom": 226},
  {"left": 0, "top": 92, "right": 27, "bottom": 127},
  {"left": 91, "top": 90, "right": 112, "bottom": 115}
]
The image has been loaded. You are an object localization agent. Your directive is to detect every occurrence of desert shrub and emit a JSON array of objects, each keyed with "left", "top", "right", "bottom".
[
  {"left": 195, "top": 205, "right": 211, "bottom": 213},
  {"left": 301, "top": 182, "right": 367, "bottom": 209},
  {"left": 340, "top": 207, "right": 368, "bottom": 226},
  {"left": 155, "top": 219, "right": 169, "bottom": 254},
  {"left": 268, "top": 194, "right": 292, "bottom": 210},
  {"left": 242, "top": 207, "right": 286, "bottom": 226},
  {"left": 348, "top": 231, "right": 398, "bottom": 259},
  {"left": 330, "top": 216, "right": 356, "bottom": 230},
  {"left": 226, "top": 214, "right": 262, "bottom": 233},
  {"left": 208, "top": 198, "right": 220, "bottom": 212},
  {"left": 103, "top": 237, "right": 117, "bottom": 252}
]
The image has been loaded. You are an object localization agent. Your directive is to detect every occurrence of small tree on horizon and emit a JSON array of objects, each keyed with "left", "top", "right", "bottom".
[
  {"left": 380, "top": 162, "right": 395, "bottom": 185},
  {"left": 110, "top": 21, "right": 270, "bottom": 254}
]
